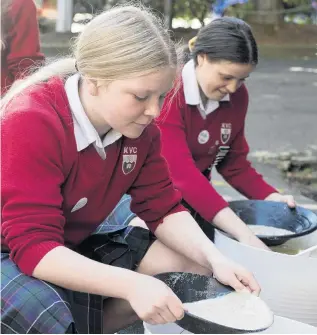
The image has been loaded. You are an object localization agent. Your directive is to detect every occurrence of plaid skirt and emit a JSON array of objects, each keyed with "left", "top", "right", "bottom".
[{"left": 1, "top": 195, "right": 155, "bottom": 334}]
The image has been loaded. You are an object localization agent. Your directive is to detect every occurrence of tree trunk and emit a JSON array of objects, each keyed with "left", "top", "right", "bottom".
[
  {"left": 251, "top": 0, "right": 283, "bottom": 27},
  {"left": 164, "top": 0, "right": 173, "bottom": 29}
]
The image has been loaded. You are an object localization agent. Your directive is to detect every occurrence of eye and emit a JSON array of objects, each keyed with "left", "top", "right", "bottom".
[
  {"left": 159, "top": 94, "right": 167, "bottom": 106},
  {"left": 134, "top": 95, "right": 148, "bottom": 102}
]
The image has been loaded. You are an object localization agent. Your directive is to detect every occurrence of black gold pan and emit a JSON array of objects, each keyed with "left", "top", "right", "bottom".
[
  {"left": 228, "top": 200, "right": 317, "bottom": 246},
  {"left": 155, "top": 272, "right": 274, "bottom": 334}
]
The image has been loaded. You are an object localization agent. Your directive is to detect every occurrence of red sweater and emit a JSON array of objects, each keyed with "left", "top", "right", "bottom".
[
  {"left": 1, "top": 78, "right": 185, "bottom": 275},
  {"left": 158, "top": 83, "right": 277, "bottom": 222},
  {"left": 1, "top": 0, "right": 45, "bottom": 95}
]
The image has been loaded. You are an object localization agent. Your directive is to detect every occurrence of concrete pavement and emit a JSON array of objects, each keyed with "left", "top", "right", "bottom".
[{"left": 245, "top": 57, "right": 317, "bottom": 153}]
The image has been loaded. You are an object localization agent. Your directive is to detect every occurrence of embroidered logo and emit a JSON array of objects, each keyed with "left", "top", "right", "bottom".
[
  {"left": 122, "top": 147, "right": 137, "bottom": 175},
  {"left": 220, "top": 123, "right": 232, "bottom": 144},
  {"left": 198, "top": 130, "right": 210, "bottom": 144},
  {"left": 71, "top": 197, "right": 88, "bottom": 212}
]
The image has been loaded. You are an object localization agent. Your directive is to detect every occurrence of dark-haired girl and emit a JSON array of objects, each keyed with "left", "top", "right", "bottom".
[{"left": 158, "top": 17, "right": 296, "bottom": 249}]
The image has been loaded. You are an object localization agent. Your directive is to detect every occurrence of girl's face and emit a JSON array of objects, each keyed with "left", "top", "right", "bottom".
[
  {"left": 195, "top": 54, "right": 255, "bottom": 101},
  {"left": 82, "top": 67, "right": 175, "bottom": 138}
]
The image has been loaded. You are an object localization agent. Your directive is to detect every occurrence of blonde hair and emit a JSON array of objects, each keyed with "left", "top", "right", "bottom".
[
  {"left": 188, "top": 36, "right": 197, "bottom": 53},
  {"left": 2, "top": 4, "right": 181, "bottom": 108}
]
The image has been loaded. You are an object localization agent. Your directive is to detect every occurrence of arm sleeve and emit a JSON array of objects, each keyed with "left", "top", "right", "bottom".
[
  {"left": 127, "top": 125, "right": 186, "bottom": 232},
  {"left": 216, "top": 128, "right": 277, "bottom": 199},
  {"left": 7, "top": 0, "right": 45, "bottom": 82},
  {"left": 1, "top": 111, "right": 66, "bottom": 275},
  {"left": 216, "top": 87, "right": 277, "bottom": 199}
]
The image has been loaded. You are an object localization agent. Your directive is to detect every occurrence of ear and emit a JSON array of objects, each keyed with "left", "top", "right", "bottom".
[
  {"left": 86, "top": 78, "right": 98, "bottom": 96},
  {"left": 197, "top": 54, "right": 206, "bottom": 68}
]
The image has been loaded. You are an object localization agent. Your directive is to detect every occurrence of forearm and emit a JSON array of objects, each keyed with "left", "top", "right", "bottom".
[
  {"left": 212, "top": 207, "right": 255, "bottom": 240},
  {"left": 212, "top": 207, "right": 270, "bottom": 250},
  {"left": 155, "top": 212, "right": 225, "bottom": 270},
  {"left": 33, "top": 246, "right": 140, "bottom": 299}
]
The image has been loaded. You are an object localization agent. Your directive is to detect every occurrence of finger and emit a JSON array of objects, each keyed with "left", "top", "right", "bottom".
[
  {"left": 148, "top": 313, "right": 167, "bottom": 325},
  {"left": 157, "top": 306, "right": 177, "bottom": 323},
  {"left": 146, "top": 317, "right": 159, "bottom": 325},
  {"left": 227, "top": 273, "right": 247, "bottom": 292},
  {"left": 238, "top": 273, "right": 261, "bottom": 296},
  {"left": 167, "top": 296, "right": 185, "bottom": 320},
  {"left": 250, "top": 286, "right": 260, "bottom": 296},
  {"left": 287, "top": 196, "right": 296, "bottom": 208}
]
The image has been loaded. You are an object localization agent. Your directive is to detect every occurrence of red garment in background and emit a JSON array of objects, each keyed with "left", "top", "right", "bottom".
[{"left": 1, "top": 0, "right": 45, "bottom": 95}]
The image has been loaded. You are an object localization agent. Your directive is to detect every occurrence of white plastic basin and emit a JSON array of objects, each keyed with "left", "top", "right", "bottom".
[
  {"left": 144, "top": 315, "right": 317, "bottom": 334},
  {"left": 214, "top": 229, "right": 317, "bottom": 327}
]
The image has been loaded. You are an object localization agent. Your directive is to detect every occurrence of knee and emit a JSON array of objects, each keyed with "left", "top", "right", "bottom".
[
  {"left": 178, "top": 259, "right": 212, "bottom": 276},
  {"left": 164, "top": 251, "right": 211, "bottom": 276}
]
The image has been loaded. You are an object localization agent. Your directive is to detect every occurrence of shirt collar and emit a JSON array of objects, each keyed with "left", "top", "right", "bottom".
[
  {"left": 65, "top": 73, "right": 122, "bottom": 153},
  {"left": 182, "top": 59, "right": 230, "bottom": 116}
]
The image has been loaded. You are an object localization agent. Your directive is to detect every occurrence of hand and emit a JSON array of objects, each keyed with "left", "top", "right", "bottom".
[
  {"left": 265, "top": 192, "right": 296, "bottom": 208},
  {"left": 238, "top": 233, "right": 271, "bottom": 251},
  {"left": 127, "top": 274, "right": 184, "bottom": 325},
  {"left": 211, "top": 256, "right": 261, "bottom": 296}
]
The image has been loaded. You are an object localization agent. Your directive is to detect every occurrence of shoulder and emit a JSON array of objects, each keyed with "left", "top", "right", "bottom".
[
  {"left": 2, "top": 78, "right": 73, "bottom": 141},
  {"left": 10, "top": 0, "right": 37, "bottom": 16},
  {"left": 9, "top": 0, "right": 37, "bottom": 24},
  {"left": 158, "top": 80, "right": 187, "bottom": 123}
]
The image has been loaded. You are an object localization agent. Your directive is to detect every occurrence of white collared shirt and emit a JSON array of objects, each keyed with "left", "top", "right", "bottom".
[
  {"left": 182, "top": 59, "right": 230, "bottom": 119},
  {"left": 65, "top": 73, "right": 122, "bottom": 159}
]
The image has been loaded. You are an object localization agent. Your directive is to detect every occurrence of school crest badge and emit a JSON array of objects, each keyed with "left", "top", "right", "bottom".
[
  {"left": 220, "top": 123, "right": 232, "bottom": 144},
  {"left": 122, "top": 147, "right": 138, "bottom": 175}
]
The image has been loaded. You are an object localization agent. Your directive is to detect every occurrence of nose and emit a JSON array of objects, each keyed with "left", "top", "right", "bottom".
[
  {"left": 226, "top": 80, "right": 241, "bottom": 94},
  {"left": 145, "top": 101, "right": 160, "bottom": 118}
]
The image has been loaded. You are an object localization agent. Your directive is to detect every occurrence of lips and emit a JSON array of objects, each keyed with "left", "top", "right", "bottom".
[
  {"left": 218, "top": 90, "right": 228, "bottom": 95},
  {"left": 133, "top": 122, "right": 150, "bottom": 129}
]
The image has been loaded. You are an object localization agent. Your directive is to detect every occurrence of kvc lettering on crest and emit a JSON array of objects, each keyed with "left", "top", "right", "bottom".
[{"left": 122, "top": 147, "right": 138, "bottom": 174}]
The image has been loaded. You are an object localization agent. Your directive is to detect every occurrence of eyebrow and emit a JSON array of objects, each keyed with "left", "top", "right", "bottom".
[
  {"left": 220, "top": 72, "right": 250, "bottom": 80},
  {"left": 128, "top": 89, "right": 152, "bottom": 95},
  {"left": 128, "top": 89, "right": 169, "bottom": 96}
]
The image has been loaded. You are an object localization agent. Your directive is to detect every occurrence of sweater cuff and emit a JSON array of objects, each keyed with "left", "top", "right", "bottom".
[
  {"left": 16, "top": 241, "right": 64, "bottom": 276},
  {"left": 148, "top": 204, "right": 188, "bottom": 233},
  {"left": 204, "top": 196, "right": 229, "bottom": 222},
  {"left": 250, "top": 184, "right": 278, "bottom": 201}
]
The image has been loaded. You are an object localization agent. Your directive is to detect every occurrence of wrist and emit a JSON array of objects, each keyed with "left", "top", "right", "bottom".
[
  {"left": 238, "top": 232, "right": 258, "bottom": 243},
  {"left": 265, "top": 192, "right": 279, "bottom": 200},
  {"left": 204, "top": 245, "right": 228, "bottom": 270},
  {"left": 227, "top": 223, "right": 255, "bottom": 242},
  {"left": 106, "top": 268, "right": 142, "bottom": 300}
]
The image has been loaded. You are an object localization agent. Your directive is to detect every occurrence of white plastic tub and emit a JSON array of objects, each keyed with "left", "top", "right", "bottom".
[
  {"left": 214, "top": 229, "right": 317, "bottom": 327},
  {"left": 144, "top": 315, "right": 317, "bottom": 334}
]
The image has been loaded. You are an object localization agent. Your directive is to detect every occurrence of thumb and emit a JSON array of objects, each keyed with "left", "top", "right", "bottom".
[{"left": 287, "top": 197, "right": 296, "bottom": 208}]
